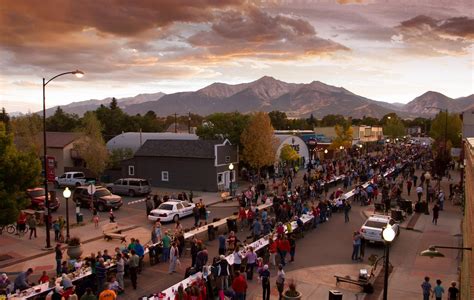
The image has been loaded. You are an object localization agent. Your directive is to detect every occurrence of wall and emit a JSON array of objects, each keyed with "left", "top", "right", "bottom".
[
  {"left": 462, "top": 110, "right": 474, "bottom": 138},
  {"left": 461, "top": 138, "right": 474, "bottom": 299},
  {"left": 47, "top": 147, "right": 65, "bottom": 176},
  {"left": 123, "top": 157, "right": 218, "bottom": 192}
]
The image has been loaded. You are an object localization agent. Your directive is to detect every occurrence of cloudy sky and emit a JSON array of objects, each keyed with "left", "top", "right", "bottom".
[{"left": 0, "top": 0, "right": 473, "bottom": 113}]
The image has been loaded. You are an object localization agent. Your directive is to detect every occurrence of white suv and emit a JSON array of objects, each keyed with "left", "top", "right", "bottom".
[{"left": 360, "top": 215, "right": 399, "bottom": 243}]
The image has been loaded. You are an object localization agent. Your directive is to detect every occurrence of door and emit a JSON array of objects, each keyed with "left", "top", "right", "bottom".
[
  {"left": 113, "top": 179, "right": 123, "bottom": 194},
  {"left": 176, "top": 203, "right": 184, "bottom": 217}
]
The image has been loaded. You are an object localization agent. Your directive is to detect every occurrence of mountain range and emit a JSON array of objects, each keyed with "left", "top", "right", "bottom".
[{"left": 45, "top": 77, "right": 473, "bottom": 119}]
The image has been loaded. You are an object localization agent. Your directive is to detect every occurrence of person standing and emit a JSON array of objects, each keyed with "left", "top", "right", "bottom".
[
  {"left": 438, "top": 190, "right": 445, "bottom": 211},
  {"left": 98, "top": 283, "right": 117, "bottom": 300},
  {"left": 218, "top": 233, "right": 226, "bottom": 255},
  {"left": 192, "top": 205, "right": 200, "bottom": 227},
  {"left": 145, "top": 196, "right": 154, "bottom": 217},
  {"left": 217, "top": 255, "right": 230, "bottom": 290},
  {"left": 359, "top": 236, "right": 366, "bottom": 261},
  {"left": 231, "top": 271, "right": 247, "bottom": 300},
  {"left": 232, "top": 246, "right": 242, "bottom": 274},
  {"left": 95, "top": 258, "right": 107, "bottom": 295},
  {"left": 289, "top": 234, "right": 296, "bottom": 262},
  {"left": 115, "top": 254, "right": 124, "bottom": 292},
  {"left": 17, "top": 211, "right": 27, "bottom": 237},
  {"left": 55, "top": 244, "right": 63, "bottom": 276},
  {"left": 433, "top": 279, "right": 445, "bottom": 300},
  {"left": 421, "top": 276, "right": 432, "bottom": 300},
  {"left": 259, "top": 264, "right": 271, "bottom": 300},
  {"left": 168, "top": 242, "right": 179, "bottom": 274},
  {"left": 92, "top": 208, "right": 99, "bottom": 229},
  {"left": 432, "top": 204, "right": 440, "bottom": 225},
  {"left": 406, "top": 179, "right": 412, "bottom": 196},
  {"left": 244, "top": 246, "right": 257, "bottom": 280},
  {"left": 27, "top": 215, "right": 37, "bottom": 239},
  {"left": 351, "top": 231, "right": 361, "bottom": 261},
  {"left": 275, "top": 264, "right": 285, "bottom": 300},
  {"left": 343, "top": 201, "right": 351, "bottom": 223},
  {"left": 162, "top": 231, "right": 171, "bottom": 262},
  {"left": 448, "top": 281, "right": 459, "bottom": 300},
  {"left": 128, "top": 249, "right": 139, "bottom": 290}
]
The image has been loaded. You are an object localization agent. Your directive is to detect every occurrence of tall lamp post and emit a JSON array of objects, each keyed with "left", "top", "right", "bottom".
[
  {"left": 43, "top": 70, "right": 84, "bottom": 249},
  {"left": 228, "top": 163, "right": 234, "bottom": 196},
  {"left": 382, "top": 224, "right": 396, "bottom": 300},
  {"left": 420, "top": 245, "right": 472, "bottom": 257},
  {"left": 63, "top": 187, "right": 72, "bottom": 242}
]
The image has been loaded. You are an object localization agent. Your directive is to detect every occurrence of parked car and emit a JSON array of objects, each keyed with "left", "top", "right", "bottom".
[
  {"left": 72, "top": 186, "right": 123, "bottom": 212},
  {"left": 359, "top": 214, "right": 400, "bottom": 243},
  {"left": 26, "top": 188, "right": 60, "bottom": 211},
  {"left": 148, "top": 200, "right": 195, "bottom": 223},
  {"left": 106, "top": 178, "right": 151, "bottom": 197},
  {"left": 54, "top": 172, "right": 96, "bottom": 188}
]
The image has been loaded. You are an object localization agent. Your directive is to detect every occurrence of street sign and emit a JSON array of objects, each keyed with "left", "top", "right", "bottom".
[{"left": 87, "top": 184, "right": 96, "bottom": 195}]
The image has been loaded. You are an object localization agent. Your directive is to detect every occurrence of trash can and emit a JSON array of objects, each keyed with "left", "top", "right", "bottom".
[
  {"left": 207, "top": 225, "right": 215, "bottom": 241},
  {"left": 405, "top": 200, "right": 413, "bottom": 214},
  {"left": 390, "top": 209, "right": 403, "bottom": 221},
  {"left": 227, "top": 217, "right": 238, "bottom": 233},
  {"left": 329, "top": 290, "right": 343, "bottom": 300},
  {"left": 76, "top": 213, "right": 83, "bottom": 224}
]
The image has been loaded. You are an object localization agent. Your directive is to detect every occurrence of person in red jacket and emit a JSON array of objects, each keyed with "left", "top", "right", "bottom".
[
  {"left": 238, "top": 207, "right": 247, "bottom": 231},
  {"left": 277, "top": 235, "right": 291, "bottom": 266},
  {"left": 269, "top": 238, "right": 278, "bottom": 269},
  {"left": 232, "top": 270, "right": 247, "bottom": 300}
]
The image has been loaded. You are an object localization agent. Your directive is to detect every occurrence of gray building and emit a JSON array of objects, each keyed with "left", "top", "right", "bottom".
[
  {"left": 107, "top": 132, "right": 198, "bottom": 153},
  {"left": 121, "top": 139, "right": 238, "bottom": 192}
]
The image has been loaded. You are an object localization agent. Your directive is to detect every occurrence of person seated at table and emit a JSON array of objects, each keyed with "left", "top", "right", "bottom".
[
  {"left": 108, "top": 275, "right": 123, "bottom": 294},
  {"left": 38, "top": 271, "right": 50, "bottom": 284},
  {"left": 14, "top": 268, "right": 33, "bottom": 291},
  {"left": 102, "top": 250, "right": 112, "bottom": 262},
  {"left": 61, "top": 284, "right": 76, "bottom": 300},
  {"left": 61, "top": 260, "right": 69, "bottom": 274},
  {"left": 0, "top": 273, "right": 11, "bottom": 295},
  {"left": 61, "top": 274, "right": 73, "bottom": 290}
]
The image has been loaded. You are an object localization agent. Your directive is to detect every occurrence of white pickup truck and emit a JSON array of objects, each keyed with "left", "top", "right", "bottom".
[{"left": 54, "top": 172, "right": 94, "bottom": 188}]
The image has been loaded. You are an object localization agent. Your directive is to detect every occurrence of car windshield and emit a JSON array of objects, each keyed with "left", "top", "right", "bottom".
[
  {"left": 364, "top": 220, "right": 387, "bottom": 229},
  {"left": 95, "top": 189, "right": 111, "bottom": 197},
  {"left": 28, "top": 190, "right": 44, "bottom": 197},
  {"left": 158, "top": 204, "right": 174, "bottom": 211}
]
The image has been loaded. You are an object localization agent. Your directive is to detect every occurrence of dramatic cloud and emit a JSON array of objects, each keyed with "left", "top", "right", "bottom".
[
  {"left": 337, "top": 0, "right": 371, "bottom": 4},
  {"left": 188, "top": 6, "right": 348, "bottom": 60},
  {"left": 392, "top": 15, "right": 474, "bottom": 55}
]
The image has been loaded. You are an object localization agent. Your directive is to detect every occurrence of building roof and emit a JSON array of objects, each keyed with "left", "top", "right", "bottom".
[
  {"left": 134, "top": 139, "right": 223, "bottom": 159},
  {"left": 106, "top": 132, "right": 198, "bottom": 152},
  {"left": 45, "top": 132, "right": 82, "bottom": 148}
]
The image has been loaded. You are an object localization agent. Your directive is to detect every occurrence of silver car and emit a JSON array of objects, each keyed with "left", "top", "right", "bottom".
[{"left": 106, "top": 178, "right": 151, "bottom": 197}]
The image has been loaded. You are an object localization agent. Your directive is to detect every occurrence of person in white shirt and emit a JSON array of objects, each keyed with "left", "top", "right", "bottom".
[{"left": 416, "top": 186, "right": 423, "bottom": 202}]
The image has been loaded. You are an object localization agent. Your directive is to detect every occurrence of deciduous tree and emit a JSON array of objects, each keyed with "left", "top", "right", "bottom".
[
  {"left": 73, "top": 113, "right": 109, "bottom": 177},
  {"left": 383, "top": 117, "right": 406, "bottom": 138},
  {"left": 196, "top": 112, "right": 250, "bottom": 146},
  {"left": 240, "top": 112, "right": 277, "bottom": 174},
  {"left": 430, "top": 111, "right": 462, "bottom": 148},
  {"left": 280, "top": 144, "right": 300, "bottom": 163},
  {"left": 10, "top": 114, "right": 43, "bottom": 154},
  {"left": 330, "top": 124, "right": 353, "bottom": 150},
  {"left": 0, "top": 122, "right": 41, "bottom": 225}
]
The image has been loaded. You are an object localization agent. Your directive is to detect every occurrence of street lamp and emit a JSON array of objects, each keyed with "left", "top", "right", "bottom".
[
  {"left": 63, "top": 187, "right": 71, "bottom": 242},
  {"left": 382, "top": 224, "right": 396, "bottom": 300},
  {"left": 228, "top": 163, "right": 234, "bottom": 196},
  {"left": 420, "top": 245, "right": 472, "bottom": 258},
  {"left": 43, "top": 70, "right": 84, "bottom": 249},
  {"left": 425, "top": 171, "right": 431, "bottom": 203}
]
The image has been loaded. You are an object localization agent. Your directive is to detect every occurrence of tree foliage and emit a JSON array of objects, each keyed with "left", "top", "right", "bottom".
[
  {"left": 240, "top": 112, "right": 277, "bottom": 172},
  {"left": 430, "top": 111, "right": 462, "bottom": 148},
  {"left": 108, "top": 148, "right": 134, "bottom": 169},
  {"left": 321, "top": 114, "right": 346, "bottom": 127},
  {"left": 330, "top": 124, "right": 353, "bottom": 150},
  {"left": 268, "top": 111, "right": 288, "bottom": 130},
  {"left": 196, "top": 112, "right": 250, "bottom": 146},
  {"left": 280, "top": 144, "right": 300, "bottom": 162},
  {"left": 46, "top": 107, "right": 79, "bottom": 132},
  {"left": 383, "top": 116, "right": 406, "bottom": 138},
  {"left": 10, "top": 113, "right": 43, "bottom": 154},
  {"left": 0, "top": 122, "right": 41, "bottom": 225},
  {"left": 73, "top": 113, "right": 109, "bottom": 177}
]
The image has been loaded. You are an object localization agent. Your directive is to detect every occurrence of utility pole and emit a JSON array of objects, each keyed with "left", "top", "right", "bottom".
[{"left": 188, "top": 112, "right": 191, "bottom": 134}]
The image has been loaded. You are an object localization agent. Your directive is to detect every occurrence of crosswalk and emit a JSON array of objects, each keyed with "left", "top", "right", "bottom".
[{"left": 127, "top": 198, "right": 147, "bottom": 205}]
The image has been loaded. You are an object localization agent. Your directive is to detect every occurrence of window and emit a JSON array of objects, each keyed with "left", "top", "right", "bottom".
[
  {"left": 128, "top": 166, "right": 135, "bottom": 176},
  {"left": 129, "top": 180, "right": 140, "bottom": 186},
  {"left": 225, "top": 156, "right": 230, "bottom": 163},
  {"left": 177, "top": 204, "right": 183, "bottom": 210},
  {"left": 161, "top": 171, "right": 169, "bottom": 182},
  {"left": 114, "top": 179, "right": 122, "bottom": 185},
  {"left": 217, "top": 173, "right": 224, "bottom": 184}
]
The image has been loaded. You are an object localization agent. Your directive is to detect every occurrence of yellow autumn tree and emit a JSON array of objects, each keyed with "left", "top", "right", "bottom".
[
  {"left": 280, "top": 144, "right": 300, "bottom": 162},
  {"left": 240, "top": 112, "right": 277, "bottom": 175},
  {"left": 330, "top": 124, "right": 353, "bottom": 150}
]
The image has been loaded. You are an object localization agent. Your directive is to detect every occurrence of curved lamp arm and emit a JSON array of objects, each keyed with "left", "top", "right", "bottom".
[{"left": 44, "top": 70, "right": 84, "bottom": 86}]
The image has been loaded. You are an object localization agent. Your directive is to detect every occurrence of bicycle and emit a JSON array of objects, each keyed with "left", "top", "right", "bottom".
[{"left": 0, "top": 224, "right": 16, "bottom": 235}]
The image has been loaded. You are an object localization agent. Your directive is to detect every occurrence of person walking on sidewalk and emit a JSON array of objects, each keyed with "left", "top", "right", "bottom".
[
  {"left": 416, "top": 185, "right": 423, "bottom": 202},
  {"left": 406, "top": 179, "right": 412, "bottom": 196},
  {"left": 27, "top": 215, "right": 37, "bottom": 239},
  {"left": 275, "top": 264, "right": 285, "bottom": 300},
  {"left": 259, "top": 264, "right": 271, "bottom": 300},
  {"left": 168, "top": 242, "right": 179, "bottom": 274},
  {"left": 448, "top": 281, "right": 459, "bottom": 300},
  {"left": 432, "top": 204, "right": 440, "bottom": 225},
  {"left": 421, "top": 276, "right": 432, "bottom": 300},
  {"left": 433, "top": 279, "right": 445, "bottom": 300},
  {"left": 343, "top": 201, "right": 351, "bottom": 223}
]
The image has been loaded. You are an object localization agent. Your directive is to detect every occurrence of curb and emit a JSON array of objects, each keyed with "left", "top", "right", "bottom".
[{"left": 0, "top": 224, "right": 139, "bottom": 269}]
